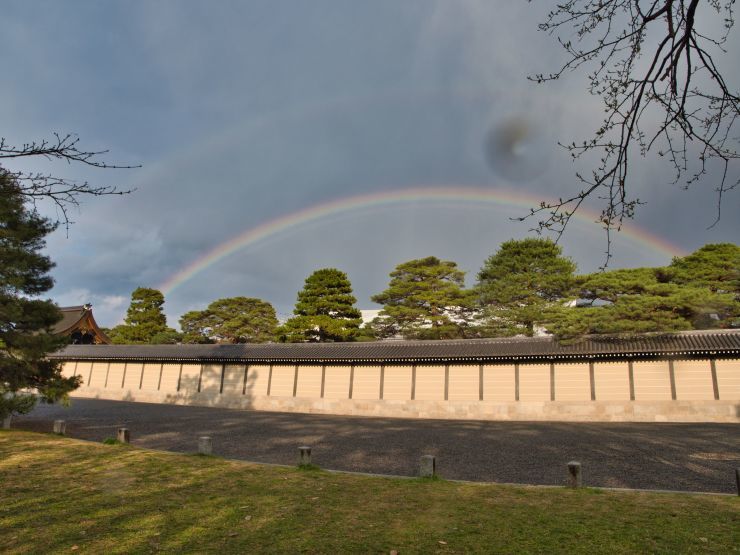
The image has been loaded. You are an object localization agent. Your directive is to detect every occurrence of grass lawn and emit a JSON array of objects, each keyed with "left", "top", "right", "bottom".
[{"left": 1, "top": 430, "right": 738, "bottom": 554}]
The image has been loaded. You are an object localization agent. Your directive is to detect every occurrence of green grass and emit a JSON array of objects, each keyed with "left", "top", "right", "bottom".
[{"left": 1, "top": 430, "right": 738, "bottom": 554}]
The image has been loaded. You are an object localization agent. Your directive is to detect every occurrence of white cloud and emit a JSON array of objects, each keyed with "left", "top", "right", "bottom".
[{"left": 52, "top": 288, "right": 128, "bottom": 328}]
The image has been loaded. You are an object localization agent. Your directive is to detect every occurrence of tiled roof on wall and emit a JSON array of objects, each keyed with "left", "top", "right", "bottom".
[{"left": 52, "top": 329, "right": 740, "bottom": 363}]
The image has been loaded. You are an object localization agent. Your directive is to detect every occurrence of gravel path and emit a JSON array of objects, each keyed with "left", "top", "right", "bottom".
[{"left": 12, "top": 398, "right": 740, "bottom": 493}]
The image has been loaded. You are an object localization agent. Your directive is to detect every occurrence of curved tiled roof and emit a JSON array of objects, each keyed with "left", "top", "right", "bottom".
[
  {"left": 51, "top": 329, "right": 740, "bottom": 363},
  {"left": 53, "top": 306, "right": 90, "bottom": 334},
  {"left": 52, "top": 305, "right": 111, "bottom": 344}
]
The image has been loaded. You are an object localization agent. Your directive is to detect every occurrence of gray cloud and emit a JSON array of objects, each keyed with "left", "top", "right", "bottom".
[{"left": 1, "top": 0, "right": 736, "bottom": 328}]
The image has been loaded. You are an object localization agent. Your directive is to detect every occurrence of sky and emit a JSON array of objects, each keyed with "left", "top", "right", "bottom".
[{"left": 2, "top": 1, "right": 738, "bottom": 328}]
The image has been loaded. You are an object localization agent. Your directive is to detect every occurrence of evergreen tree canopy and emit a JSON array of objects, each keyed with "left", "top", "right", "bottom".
[
  {"left": 666, "top": 243, "right": 740, "bottom": 294},
  {"left": 548, "top": 253, "right": 739, "bottom": 339},
  {"left": 355, "top": 322, "right": 377, "bottom": 342},
  {"left": 476, "top": 238, "right": 576, "bottom": 336},
  {"left": 1, "top": 172, "right": 78, "bottom": 419},
  {"left": 549, "top": 282, "right": 735, "bottom": 338},
  {"left": 109, "top": 287, "right": 179, "bottom": 344},
  {"left": 180, "top": 297, "right": 278, "bottom": 344},
  {"left": 279, "top": 269, "right": 362, "bottom": 342},
  {"left": 371, "top": 257, "right": 473, "bottom": 340},
  {"left": 575, "top": 267, "right": 659, "bottom": 303}
]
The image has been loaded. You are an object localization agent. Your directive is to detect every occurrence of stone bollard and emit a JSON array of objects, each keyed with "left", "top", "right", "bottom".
[
  {"left": 117, "top": 427, "right": 130, "bottom": 444},
  {"left": 735, "top": 468, "right": 740, "bottom": 497},
  {"left": 567, "top": 461, "right": 582, "bottom": 488},
  {"left": 420, "top": 455, "right": 436, "bottom": 478},
  {"left": 198, "top": 436, "right": 213, "bottom": 455},
  {"left": 298, "top": 446, "right": 312, "bottom": 466},
  {"left": 2, "top": 415, "right": 10, "bottom": 430},
  {"left": 53, "top": 420, "right": 66, "bottom": 435}
]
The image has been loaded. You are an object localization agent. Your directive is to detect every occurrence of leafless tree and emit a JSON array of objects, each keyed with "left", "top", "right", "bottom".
[
  {"left": 0, "top": 133, "right": 138, "bottom": 229},
  {"left": 525, "top": 0, "right": 739, "bottom": 264}
]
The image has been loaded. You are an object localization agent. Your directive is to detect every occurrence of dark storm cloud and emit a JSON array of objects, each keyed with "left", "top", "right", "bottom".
[{"left": 1, "top": 0, "right": 736, "bottom": 327}]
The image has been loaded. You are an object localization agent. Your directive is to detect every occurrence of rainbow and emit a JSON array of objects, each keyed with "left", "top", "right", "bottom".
[{"left": 159, "top": 186, "right": 686, "bottom": 295}]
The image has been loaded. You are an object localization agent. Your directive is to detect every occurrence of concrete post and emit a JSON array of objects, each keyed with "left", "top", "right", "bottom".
[
  {"left": 420, "top": 455, "right": 436, "bottom": 478},
  {"left": 298, "top": 446, "right": 312, "bottom": 466},
  {"left": 117, "top": 428, "right": 130, "bottom": 444},
  {"left": 53, "top": 420, "right": 66, "bottom": 435},
  {"left": 198, "top": 436, "right": 213, "bottom": 455},
  {"left": 1, "top": 415, "right": 10, "bottom": 429},
  {"left": 567, "top": 461, "right": 582, "bottom": 488}
]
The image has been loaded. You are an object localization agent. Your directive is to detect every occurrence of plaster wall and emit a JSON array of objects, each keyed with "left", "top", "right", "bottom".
[
  {"left": 88, "top": 362, "right": 107, "bottom": 389},
  {"left": 295, "top": 365, "right": 322, "bottom": 398},
  {"left": 106, "top": 363, "right": 126, "bottom": 389},
  {"left": 140, "top": 363, "right": 161, "bottom": 392},
  {"left": 324, "top": 365, "right": 351, "bottom": 400},
  {"left": 76, "top": 361, "right": 92, "bottom": 385},
  {"left": 383, "top": 365, "right": 412, "bottom": 400},
  {"left": 179, "top": 364, "right": 201, "bottom": 397},
  {"left": 519, "top": 364, "right": 550, "bottom": 401},
  {"left": 352, "top": 365, "right": 381, "bottom": 400},
  {"left": 222, "top": 364, "right": 245, "bottom": 396},
  {"left": 65, "top": 357, "right": 740, "bottom": 422},
  {"left": 554, "top": 363, "right": 591, "bottom": 401},
  {"left": 715, "top": 359, "right": 740, "bottom": 400},
  {"left": 448, "top": 364, "right": 479, "bottom": 401},
  {"left": 483, "top": 364, "right": 515, "bottom": 402},
  {"left": 159, "top": 364, "right": 181, "bottom": 393},
  {"left": 414, "top": 364, "right": 445, "bottom": 401},
  {"left": 673, "top": 359, "right": 714, "bottom": 400},
  {"left": 247, "top": 364, "right": 270, "bottom": 397},
  {"left": 632, "top": 361, "right": 672, "bottom": 400},
  {"left": 61, "top": 362, "right": 77, "bottom": 379},
  {"left": 270, "top": 364, "right": 295, "bottom": 397},
  {"left": 123, "top": 362, "right": 143, "bottom": 391},
  {"left": 593, "top": 362, "right": 631, "bottom": 401}
]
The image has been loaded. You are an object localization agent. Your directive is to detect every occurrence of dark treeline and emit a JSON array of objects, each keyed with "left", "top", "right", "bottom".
[{"left": 107, "top": 240, "right": 739, "bottom": 345}]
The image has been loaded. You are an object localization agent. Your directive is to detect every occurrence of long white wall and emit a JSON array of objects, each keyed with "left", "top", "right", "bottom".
[{"left": 61, "top": 358, "right": 740, "bottom": 422}]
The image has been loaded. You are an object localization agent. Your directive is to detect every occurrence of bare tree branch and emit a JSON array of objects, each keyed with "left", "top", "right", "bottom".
[
  {"left": 0, "top": 132, "right": 138, "bottom": 230},
  {"left": 524, "top": 0, "right": 739, "bottom": 266}
]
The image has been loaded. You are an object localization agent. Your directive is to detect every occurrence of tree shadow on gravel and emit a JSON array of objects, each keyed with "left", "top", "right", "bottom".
[{"left": 12, "top": 399, "right": 740, "bottom": 493}]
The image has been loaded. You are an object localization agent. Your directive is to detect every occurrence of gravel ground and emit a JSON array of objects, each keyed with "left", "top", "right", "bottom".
[{"left": 12, "top": 398, "right": 740, "bottom": 493}]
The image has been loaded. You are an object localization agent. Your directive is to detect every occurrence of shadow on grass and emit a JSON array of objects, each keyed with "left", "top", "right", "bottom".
[
  {"left": 102, "top": 438, "right": 131, "bottom": 446},
  {"left": 297, "top": 463, "right": 322, "bottom": 472}
]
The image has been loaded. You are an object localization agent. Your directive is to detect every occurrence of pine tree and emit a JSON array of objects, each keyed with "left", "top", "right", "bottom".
[
  {"left": 476, "top": 238, "right": 576, "bottom": 336},
  {"left": 666, "top": 243, "right": 740, "bottom": 294},
  {"left": 371, "top": 257, "right": 473, "bottom": 340},
  {"left": 279, "top": 269, "right": 362, "bottom": 342},
  {"left": 180, "top": 297, "right": 278, "bottom": 344},
  {"left": 108, "top": 287, "right": 179, "bottom": 344},
  {"left": 548, "top": 257, "right": 739, "bottom": 339},
  {"left": 1, "top": 172, "right": 78, "bottom": 421}
]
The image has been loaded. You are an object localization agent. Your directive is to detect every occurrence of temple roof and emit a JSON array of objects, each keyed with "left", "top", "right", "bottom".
[
  {"left": 53, "top": 305, "right": 111, "bottom": 344},
  {"left": 51, "top": 329, "right": 740, "bottom": 363},
  {"left": 53, "top": 306, "right": 91, "bottom": 335}
]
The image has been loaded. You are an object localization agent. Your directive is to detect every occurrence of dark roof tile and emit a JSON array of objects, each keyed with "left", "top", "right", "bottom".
[
  {"left": 52, "top": 306, "right": 88, "bottom": 334},
  {"left": 51, "top": 329, "right": 740, "bottom": 363}
]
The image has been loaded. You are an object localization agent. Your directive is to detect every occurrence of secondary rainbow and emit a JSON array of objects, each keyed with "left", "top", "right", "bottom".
[{"left": 159, "top": 186, "right": 686, "bottom": 295}]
